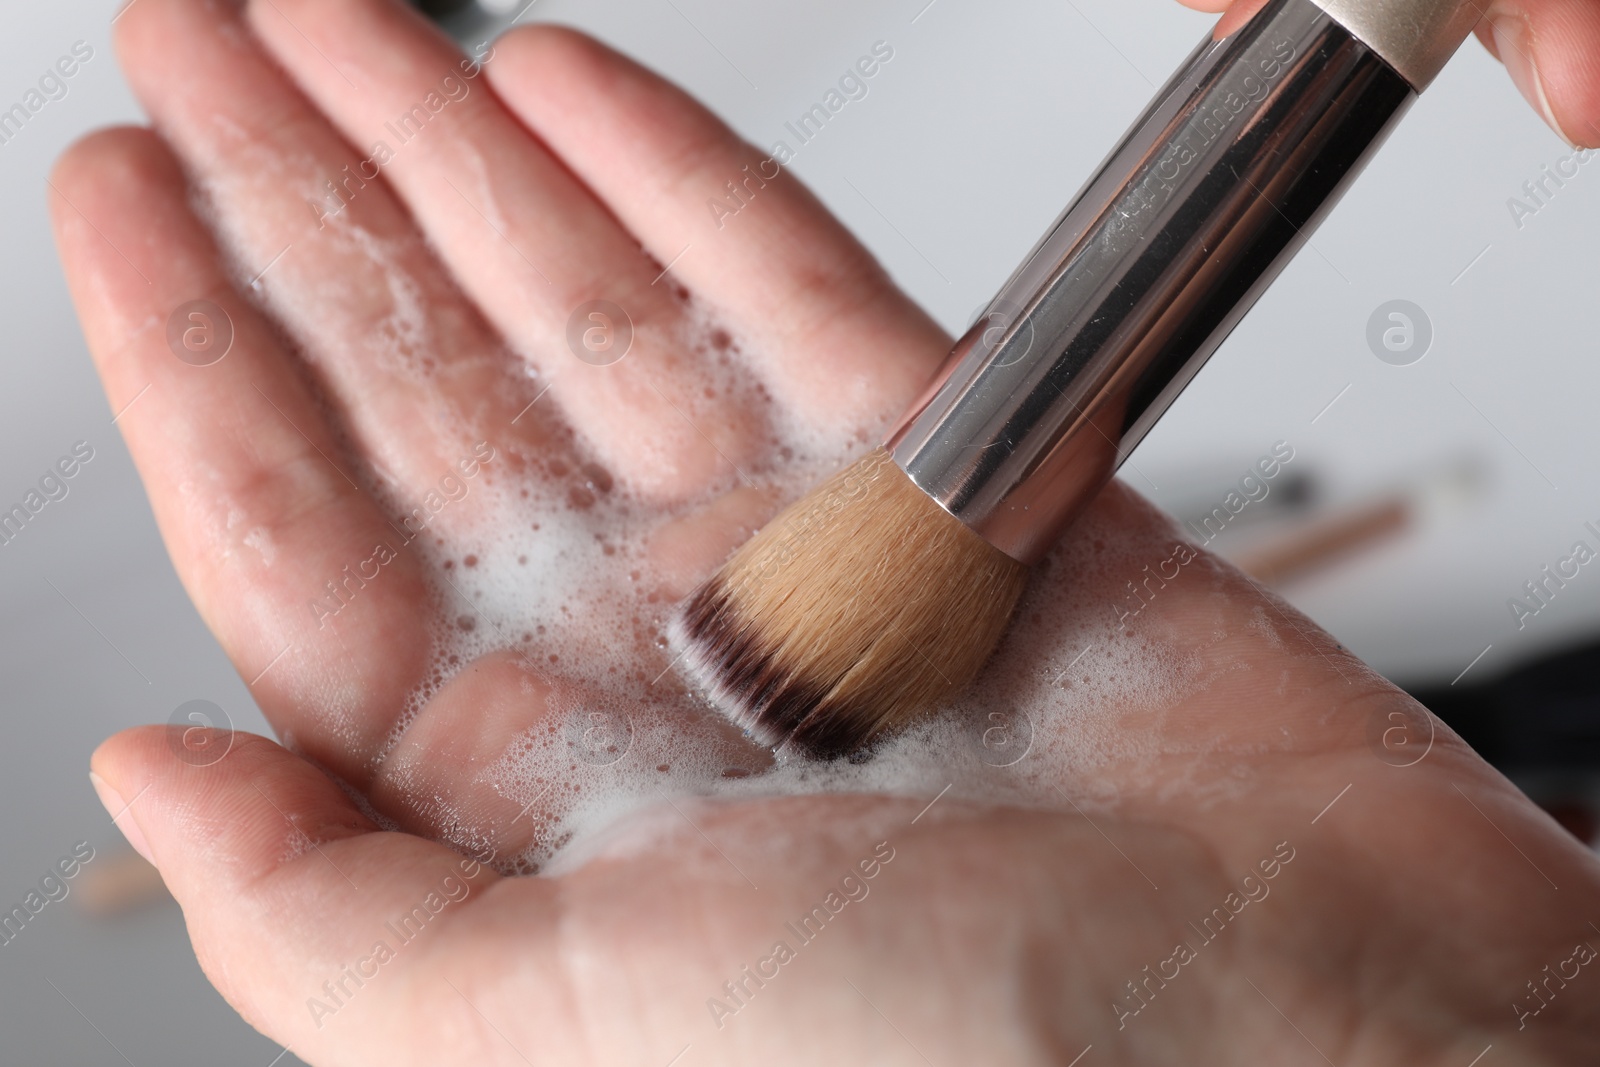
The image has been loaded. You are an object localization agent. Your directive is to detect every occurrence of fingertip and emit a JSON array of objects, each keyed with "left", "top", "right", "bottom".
[
  {"left": 84, "top": 724, "right": 497, "bottom": 1053},
  {"left": 489, "top": 21, "right": 715, "bottom": 147},
  {"left": 88, "top": 723, "right": 227, "bottom": 873},
  {"left": 88, "top": 726, "right": 380, "bottom": 881},
  {"left": 1483, "top": 0, "right": 1600, "bottom": 148},
  {"left": 114, "top": 0, "right": 243, "bottom": 93},
  {"left": 492, "top": 21, "right": 612, "bottom": 71},
  {"left": 1213, "top": 0, "right": 1273, "bottom": 38},
  {"left": 489, "top": 19, "right": 743, "bottom": 152},
  {"left": 49, "top": 125, "right": 173, "bottom": 217},
  {"left": 112, "top": 0, "right": 190, "bottom": 93},
  {"left": 87, "top": 723, "right": 178, "bottom": 813},
  {"left": 89, "top": 763, "right": 155, "bottom": 866},
  {"left": 47, "top": 126, "right": 193, "bottom": 313}
]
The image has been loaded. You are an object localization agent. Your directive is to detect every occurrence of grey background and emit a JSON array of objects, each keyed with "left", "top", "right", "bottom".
[{"left": 1, "top": 0, "right": 1595, "bottom": 1061}]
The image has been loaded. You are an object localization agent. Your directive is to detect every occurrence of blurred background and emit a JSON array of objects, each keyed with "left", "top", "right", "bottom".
[{"left": 2, "top": 0, "right": 1595, "bottom": 1061}]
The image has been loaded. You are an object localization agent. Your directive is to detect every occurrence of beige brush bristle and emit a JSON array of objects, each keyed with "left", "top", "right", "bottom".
[{"left": 674, "top": 447, "right": 1030, "bottom": 758}]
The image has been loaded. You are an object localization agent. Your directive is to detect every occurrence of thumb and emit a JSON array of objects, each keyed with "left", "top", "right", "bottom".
[
  {"left": 1477, "top": 0, "right": 1600, "bottom": 147},
  {"left": 1177, "top": 0, "right": 1600, "bottom": 146},
  {"left": 1169, "top": 0, "right": 1274, "bottom": 38},
  {"left": 90, "top": 726, "right": 503, "bottom": 1063}
]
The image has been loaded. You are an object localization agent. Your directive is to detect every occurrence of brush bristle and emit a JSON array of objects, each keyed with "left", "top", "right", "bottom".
[{"left": 673, "top": 447, "right": 1030, "bottom": 758}]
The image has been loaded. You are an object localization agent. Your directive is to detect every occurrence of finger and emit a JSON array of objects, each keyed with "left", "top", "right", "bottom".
[
  {"left": 113, "top": 0, "right": 572, "bottom": 520},
  {"left": 1477, "top": 0, "right": 1600, "bottom": 148},
  {"left": 1179, "top": 0, "right": 1600, "bottom": 146},
  {"left": 51, "top": 127, "right": 433, "bottom": 782},
  {"left": 89, "top": 726, "right": 510, "bottom": 1064},
  {"left": 1173, "top": 0, "right": 1272, "bottom": 38},
  {"left": 363, "top": 653, "right": 560, "bottom": 865},
  {"left": 484, "top": 26, "right": 953, "bottom": 438},
  {"left": 246, "top": 0, "right": 769, "bottom": 500},
  {"left": 362, "top": 644, "right": 768, "bottom": 869}
]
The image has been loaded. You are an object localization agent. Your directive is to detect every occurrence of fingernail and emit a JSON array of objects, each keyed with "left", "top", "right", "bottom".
[
  {"left": 90, "top": 771, "right": 154, "bottom": 865},
  {"left": 1490, "top": 12, "right": 1577, "bottom": 147}
]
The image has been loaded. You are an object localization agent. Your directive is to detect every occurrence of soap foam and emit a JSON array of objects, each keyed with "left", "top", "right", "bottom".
[
  {"left": 361, "top": 302, "right": 1242, "bottom": 875},
  {"left": 189, "top": 161, "right": 1229, "bottom": 874}
]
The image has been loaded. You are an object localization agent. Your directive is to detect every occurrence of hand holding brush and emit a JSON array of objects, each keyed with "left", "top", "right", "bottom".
[{"left": 679, "top": 0, "right": 1563, "bottom": 758}]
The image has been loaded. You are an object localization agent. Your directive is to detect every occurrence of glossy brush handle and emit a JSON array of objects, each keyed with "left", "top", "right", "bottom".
[{"left": 886, "top": 0, "right": 1470, "bottom": 564}]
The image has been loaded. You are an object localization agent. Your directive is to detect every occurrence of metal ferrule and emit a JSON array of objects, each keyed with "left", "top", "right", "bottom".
[{"left": 886, "top": 0, "right": 1477, "bottom": 563}]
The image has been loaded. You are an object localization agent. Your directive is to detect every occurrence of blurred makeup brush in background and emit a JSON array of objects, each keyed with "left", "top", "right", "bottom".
[{"left": 676, "top": 0, "right": 1483, "bottom": 758}]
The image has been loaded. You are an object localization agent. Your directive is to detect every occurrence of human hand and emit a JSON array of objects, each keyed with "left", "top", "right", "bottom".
[
  {"left": 56, "top": 1, "right": 1600, "bottom": 1064},
  {"left": 1179, "top": 0, "right": 1600, "bottom": 146}
]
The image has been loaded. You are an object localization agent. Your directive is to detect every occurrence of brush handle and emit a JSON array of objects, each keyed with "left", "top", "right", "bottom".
[{"left": 885, "top": 0, "right": 1477, "bottom": 564}]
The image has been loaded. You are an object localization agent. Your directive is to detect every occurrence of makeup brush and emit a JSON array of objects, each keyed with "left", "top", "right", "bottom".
[{"left": 677, "top": 0, "right": 1482, "bottom": 758}]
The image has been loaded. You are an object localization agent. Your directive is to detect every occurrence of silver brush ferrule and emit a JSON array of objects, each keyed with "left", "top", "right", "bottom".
[{"left": 885, "top": 0, "right": 1478, "bottom": 563}]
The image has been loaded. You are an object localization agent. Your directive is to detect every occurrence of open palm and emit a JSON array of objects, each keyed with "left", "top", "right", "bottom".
[{"left": 55, "top": 1, "right": 1600, "bottom": 1064}]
